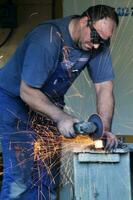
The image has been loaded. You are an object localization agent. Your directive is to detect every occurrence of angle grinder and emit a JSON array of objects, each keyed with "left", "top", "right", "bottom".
[{"left": 73, "top": 114, "right": 103, "bottom": 140}]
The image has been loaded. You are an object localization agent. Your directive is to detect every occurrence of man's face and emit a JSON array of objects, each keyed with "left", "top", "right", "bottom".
[{"left": 77, "top": 17, "right": 116, "bottom": 51}]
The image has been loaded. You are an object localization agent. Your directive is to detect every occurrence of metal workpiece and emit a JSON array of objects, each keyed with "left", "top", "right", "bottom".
[{"left": 60, "top": 147, "right": 131, "bottom": 200}]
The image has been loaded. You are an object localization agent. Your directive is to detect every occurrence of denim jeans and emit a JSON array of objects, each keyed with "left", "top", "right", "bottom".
[{"left": 0, "top": 88, "right": 60, "bottom": 200}]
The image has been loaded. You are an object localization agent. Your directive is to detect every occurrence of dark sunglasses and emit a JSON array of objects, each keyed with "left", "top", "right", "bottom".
[{"left": 87, "top": 20, "right": 110, "bottom": 47}]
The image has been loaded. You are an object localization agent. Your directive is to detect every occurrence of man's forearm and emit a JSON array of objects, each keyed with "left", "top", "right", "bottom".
[
  {"left": 20, "top": 80, "right": 79, "bottom": 138},
  {"left": 95, "top": 81, "right": 114, "bottom": 131},
  {"left": 20, "top": 80, "right": 66, "bottom": 123},
  {"left": 97, "top": 93, "right": 114, "bottom": 131}
]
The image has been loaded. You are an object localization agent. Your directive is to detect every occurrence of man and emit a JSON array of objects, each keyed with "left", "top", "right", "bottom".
[{"left": 0, "top": 4, "right": 119, "bottom": 200}]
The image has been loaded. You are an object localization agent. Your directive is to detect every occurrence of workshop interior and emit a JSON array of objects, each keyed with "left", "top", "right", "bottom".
[{"left": 0, "top": 0, "right": 133, "bottom": 199}]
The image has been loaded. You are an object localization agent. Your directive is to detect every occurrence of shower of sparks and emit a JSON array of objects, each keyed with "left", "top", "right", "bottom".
[
  {"left": 30, "top": 113, "right": 95, "bottom": 173},
  {"left": 29, "top": 113, "right": 105, "bottom": 192},
  {"left": 0, "top": 112, "right": 96, "bottom": 199}
]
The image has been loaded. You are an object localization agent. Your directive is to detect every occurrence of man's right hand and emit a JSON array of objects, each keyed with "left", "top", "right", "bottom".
[{"left": 57, "top": 114, "right": 79, "bottom": 138}]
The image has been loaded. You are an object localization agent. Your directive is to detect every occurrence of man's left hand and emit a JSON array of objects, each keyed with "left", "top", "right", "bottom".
[{"left": 102, "top": 131, "right": 118, "bottom": 151}]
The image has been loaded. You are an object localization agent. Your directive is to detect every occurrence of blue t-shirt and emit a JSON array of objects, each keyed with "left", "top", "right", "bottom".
[{"left": 0, "top": 16, "right": 114, "bottom": 107}]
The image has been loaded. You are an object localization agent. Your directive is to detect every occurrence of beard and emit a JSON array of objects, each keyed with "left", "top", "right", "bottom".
[
  {"left": 74, "top": 39, "right": 90, "bottom": 51},
  {"left": 76, "top": 40, "right": 94, "bottom": 52}
]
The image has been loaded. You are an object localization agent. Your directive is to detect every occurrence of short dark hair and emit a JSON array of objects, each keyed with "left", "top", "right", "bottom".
[{"left": 81, "top": 4, "right": 119, "bottom": 26}]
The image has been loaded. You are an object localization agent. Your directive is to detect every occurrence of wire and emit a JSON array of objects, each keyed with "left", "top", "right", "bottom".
[{"left": 0, "top": 28, "right": 14, "bottom": 48}]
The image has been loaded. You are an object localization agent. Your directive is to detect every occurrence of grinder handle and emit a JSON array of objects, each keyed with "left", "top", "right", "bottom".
[{"left": 73, "top": 121, "right": 97, "bottom": 135}]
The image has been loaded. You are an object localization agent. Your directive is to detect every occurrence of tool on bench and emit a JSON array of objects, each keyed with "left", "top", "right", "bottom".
[{"left": 73, "top": 113, "right": 127, "bottom": 150}]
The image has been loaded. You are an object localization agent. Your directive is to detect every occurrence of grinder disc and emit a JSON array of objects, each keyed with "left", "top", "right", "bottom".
[{"left": 88, "top": 114, "right": 103, "bottom": 140}]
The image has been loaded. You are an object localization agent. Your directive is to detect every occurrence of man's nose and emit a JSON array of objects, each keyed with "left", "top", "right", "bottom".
[{"left": 93, "top": 44, "right": 100, "bottom": 49}]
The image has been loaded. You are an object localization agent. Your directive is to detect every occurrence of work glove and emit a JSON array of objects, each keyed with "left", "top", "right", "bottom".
[
  {"left": 102, "top": 131, "right": 118, "bottom": 151},
  {"left": 57, "top": 114, "right": 79, "bottom": 138}
]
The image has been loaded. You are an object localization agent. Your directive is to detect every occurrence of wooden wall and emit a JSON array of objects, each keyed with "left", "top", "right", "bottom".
[{"left": 0, "top": 0, "right": 62, "bottom": 67}]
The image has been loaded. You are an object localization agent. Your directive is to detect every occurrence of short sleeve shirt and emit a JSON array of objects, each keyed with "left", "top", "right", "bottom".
[{"left": 0, "top": 16, "right": 114, "bottom": 106}]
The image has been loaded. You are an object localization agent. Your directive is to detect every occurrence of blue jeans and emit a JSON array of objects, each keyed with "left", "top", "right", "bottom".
[{"left": 0, "top": 88, "right": 60, "bottom": 200}]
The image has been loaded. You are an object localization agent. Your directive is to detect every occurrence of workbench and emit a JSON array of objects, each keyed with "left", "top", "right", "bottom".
[{"left": 60, "top": 147, "right": 131, "bottom": 200}]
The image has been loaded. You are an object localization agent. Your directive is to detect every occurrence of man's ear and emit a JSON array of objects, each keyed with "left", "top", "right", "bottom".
[{"left": 79, "top": 16, "right": 91, "bottom": 27}]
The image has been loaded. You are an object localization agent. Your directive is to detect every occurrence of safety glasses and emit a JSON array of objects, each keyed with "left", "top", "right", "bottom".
[
  {"left": 88, "top": 20, "right": 110, "bottom": 47},
  {"left": 90, "top": 27, "right": 110, "bottom": 47}
]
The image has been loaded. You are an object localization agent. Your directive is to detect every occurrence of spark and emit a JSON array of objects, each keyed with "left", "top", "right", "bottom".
[
  {"left": 0, "top": 55, "right": 3, "bottom": 60},
  {"left": 66, "top": 93, "right": 84, "bottom": 98},
  {"left": 29, "top": 12, "right": 39, "bottom": 18}
]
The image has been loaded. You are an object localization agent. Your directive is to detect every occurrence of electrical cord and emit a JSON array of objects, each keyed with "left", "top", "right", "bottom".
[{"left": 0, "top": 28, "right": 14, "bottom": 48}]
